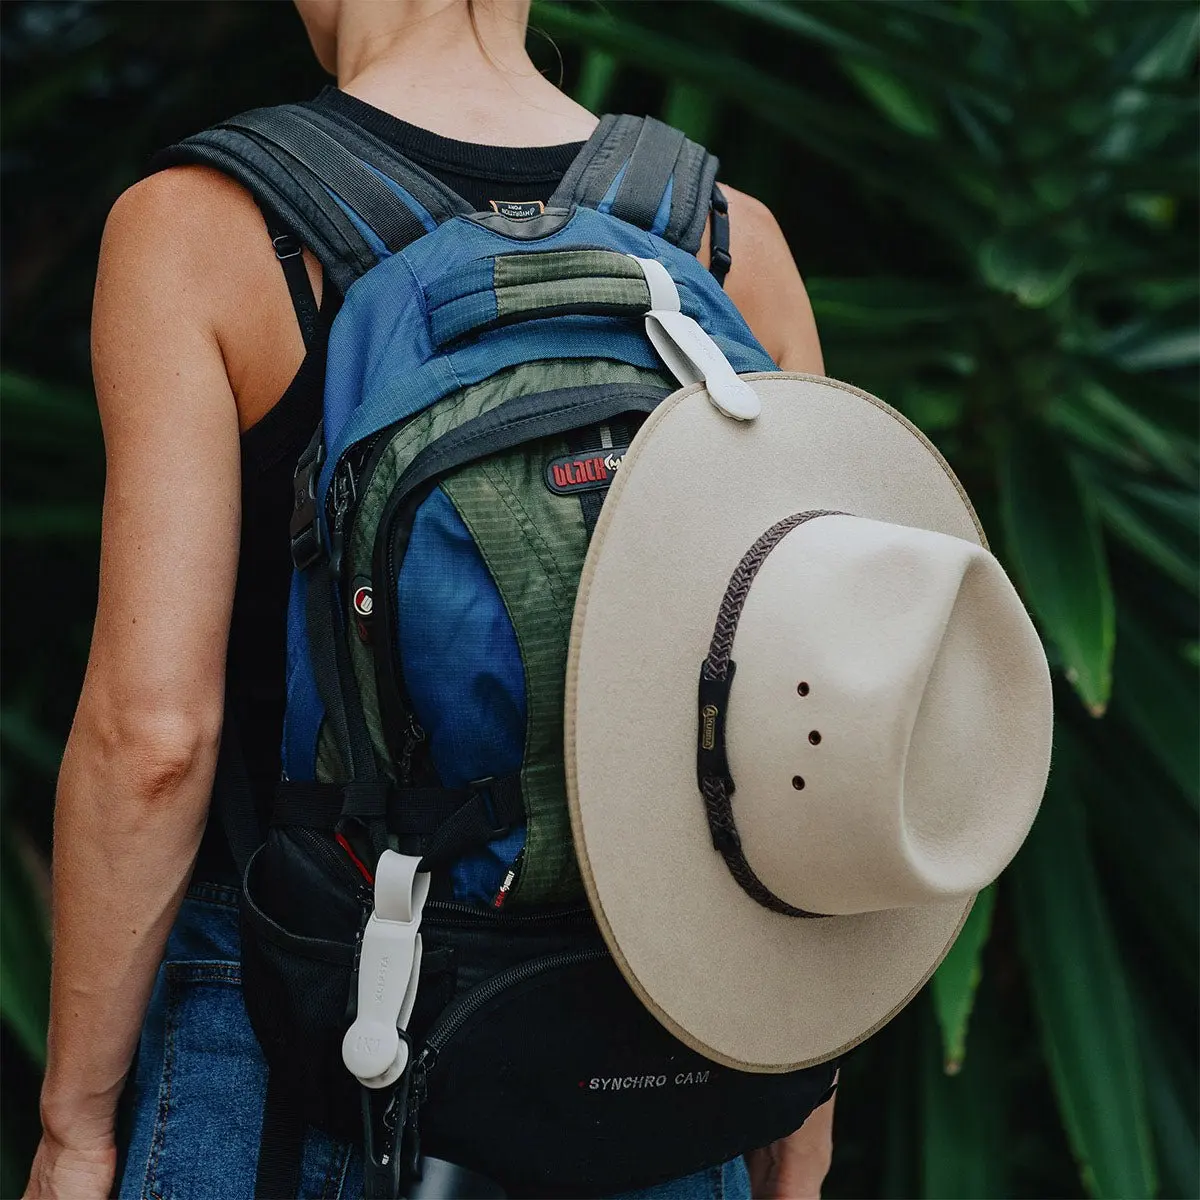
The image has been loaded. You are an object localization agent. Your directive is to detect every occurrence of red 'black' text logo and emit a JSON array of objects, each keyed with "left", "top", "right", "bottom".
[{"left": 545, "top": 447, "right": 629, "bottom": 496}]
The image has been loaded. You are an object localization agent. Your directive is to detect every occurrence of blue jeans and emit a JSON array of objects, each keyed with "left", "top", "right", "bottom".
[{"left": 117, "top": 883, "right": 751, "bottom": 1200}]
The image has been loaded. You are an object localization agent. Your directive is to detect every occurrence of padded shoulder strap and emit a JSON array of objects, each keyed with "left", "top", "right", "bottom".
[
  {"left": 550, "top": 114, "right": 719, "bottom": 255},
  {"left": 147, "top": 103, "right": 472, "bottom": 296}
]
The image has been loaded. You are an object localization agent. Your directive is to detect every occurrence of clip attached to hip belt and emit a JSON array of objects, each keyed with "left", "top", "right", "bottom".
[{"left": 344, "top": 851, "right": 430, "bottom": 1089}]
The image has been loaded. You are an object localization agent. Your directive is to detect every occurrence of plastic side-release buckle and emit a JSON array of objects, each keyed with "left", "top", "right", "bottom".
[
  {"left": 632, "top": 256, "right": 760, "bottom": 422},
  {"left": 343, "top": 851, "right": 430, "bottom": 1090},
  {"left": 290, "top": 433, "right": 326, "bottom": 571}
]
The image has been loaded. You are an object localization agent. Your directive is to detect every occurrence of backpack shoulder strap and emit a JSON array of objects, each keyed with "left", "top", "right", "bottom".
[
  {"left": 146, "top": 102, "right": 472, "bottom": 296},
  {"left": 550, "top": 114, "right": 720, "bottom": 256}
]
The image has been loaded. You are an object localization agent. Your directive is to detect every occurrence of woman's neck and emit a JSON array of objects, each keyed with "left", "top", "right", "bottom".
[{"left": 334, "top": 0, "right": 597, "bottom": 146}]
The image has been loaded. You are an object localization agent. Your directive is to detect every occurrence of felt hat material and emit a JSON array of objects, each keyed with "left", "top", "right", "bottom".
[{"left": 565, "top": 373, "right": 1053, "bottom": 1072}]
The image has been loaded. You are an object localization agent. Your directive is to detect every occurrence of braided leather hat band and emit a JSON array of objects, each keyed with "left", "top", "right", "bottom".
[{"left": 696, "top": 510, "right": 843, "bottom": 919}]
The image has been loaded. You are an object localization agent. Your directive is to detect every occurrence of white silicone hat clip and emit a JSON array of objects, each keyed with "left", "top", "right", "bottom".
[
  {"left": 633, "top": 257, "right": 760, "bottom": 422},
  {"left": 341, "top": 850, "right": 430, "bottom": 1090}
]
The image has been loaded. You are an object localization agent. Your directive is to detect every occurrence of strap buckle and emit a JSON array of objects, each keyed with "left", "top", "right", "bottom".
[
  {"left": 709, "top": 184, "right": 731, "bottom": 287},
  {"left": 272, "top": 232, "right": 303, "bottom": 261},
  {"left": 290, "top": 431, "right": 325, "bottom": 570},
  {"left": 343, "top": 851, "right": 430, "bottom": 1089},
  {"left": 468, "top": 777, "right": 512, "bottom": 839}
]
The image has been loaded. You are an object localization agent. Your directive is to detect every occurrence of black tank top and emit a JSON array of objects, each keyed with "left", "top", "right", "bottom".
[{"left": 196, "top": 88, "right": 586, "bottom": 884}]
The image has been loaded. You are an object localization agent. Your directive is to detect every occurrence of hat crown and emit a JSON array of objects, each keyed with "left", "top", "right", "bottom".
[{"left": 727, "top": 514, "right": 1051, "bottom": 916}]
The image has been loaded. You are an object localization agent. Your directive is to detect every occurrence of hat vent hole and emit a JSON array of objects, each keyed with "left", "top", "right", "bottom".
[
  {"left": 791, "top": 775, "right": 806, "bottom": 791},
  {"left": 796, "top": 682, "right": 810, "bottom": 697},
  {"left": 808, "top": 730, "right": 822, "bottom": 745}
]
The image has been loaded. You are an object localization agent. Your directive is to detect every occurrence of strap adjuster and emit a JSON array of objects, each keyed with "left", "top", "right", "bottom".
[
  {"left": 469, "top": 777, "right": 512, "bottom": 838},
  {"left": 272, "top": 232, "right": 303, "bottom": 261},
  {"left": 290, "top": 431, "right": 325, "bottom": 570}
]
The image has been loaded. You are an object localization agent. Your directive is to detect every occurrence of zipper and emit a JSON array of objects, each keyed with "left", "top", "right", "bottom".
[
  {"left": 370, "top": 382, "right": 669, "bottom": 772},
  {"left": 409, "top": 944, "right": 608, "bottom": 1107},
  {"left": 324, "top": 432, "right": 385, "bottom": 574},
  {"left": 421, "top": 897, "right": 593, "bottom": 927},
  {"left": 294, "top": 825, "right": 373, "bottom": 894}
]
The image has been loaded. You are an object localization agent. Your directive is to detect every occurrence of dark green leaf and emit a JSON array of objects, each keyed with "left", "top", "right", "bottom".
[
  {"left": 979, "top": 230, "right": 1080, "bottom": 308},
  {"left": 1114, "top": 327, "right": 1200, "bottom": 373},
  {"left": 806, "top": 278, "right": 966, "bottom": 330},
  {"left": 1135, "top": 982, "right": 1200, "bottom": 1200},
  {"left": 1012, "top": 760, "right": 1158, "bottom": 1198},
  {"left": 660, "top": 81, "right": 718, "bottom": 144},
  {"left": 1077, "top": 383, "right": 1197, "bottom": 483},
  {"left": 1096, "top": 487, "right": 1198, "bottom": 594},
  {"left": 573, "top": 47, "right": 617, "bottom": 114},
  {"left": 841, "top": 59, "right": 942, "bottom": 139},
  {"left": 1111, "top": 615, "right": 1199, "bottom": 806},
  {"left": 999, "top": 428, "right": 1115, "bottom": 714},
  {"left": 1, "top": 503, "right": 102, "bottom": 540},
  {"left": 0, "top": 833, "right": 50, "bottom": 1068},
  {"left": 921, "top": 984, "right": 1009, "bottom": 1198},
  {"left": 930, "top": 884, "right": 996, "bottom": 1073},
  {"left": 0, "top": 709, "right": 65, "bottom": 778}
]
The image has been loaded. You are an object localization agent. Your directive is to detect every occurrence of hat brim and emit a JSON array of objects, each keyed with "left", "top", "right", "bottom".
[{"left": 565, "top": 374, "right": 983, "bottom": 1072}]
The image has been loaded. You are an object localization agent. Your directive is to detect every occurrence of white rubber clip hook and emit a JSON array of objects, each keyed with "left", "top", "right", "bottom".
[
  {"left": 342, "top": 851, "right": 430, "bottom": 1089},
  {"left": 634, "top": 257, "right": 761, "bottom": 422}
]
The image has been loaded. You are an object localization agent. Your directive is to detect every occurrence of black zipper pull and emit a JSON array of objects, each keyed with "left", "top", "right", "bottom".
[
  {"left": 492, "top": 849, "right": 525, "bottom": 910},
  {"left": 328, "top": 458, "right": 358, "bottom": 577},
  {"left": 398, "top": 716, "right": 426, "bottom": 785},
  {"left": 411, "top": 1047, "right": 433, "bottom": 1110}
]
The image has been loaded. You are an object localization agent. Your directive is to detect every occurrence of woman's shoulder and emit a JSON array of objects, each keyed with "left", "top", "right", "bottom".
[
  {"left": 715, "top": 185, "right": 824, "bottom": 374},
  {"left": 104, "top": 165, "right": 276, "bottom": 301},
  {"left": 99, "top": 164, "right": 315, "bottom": 430}
]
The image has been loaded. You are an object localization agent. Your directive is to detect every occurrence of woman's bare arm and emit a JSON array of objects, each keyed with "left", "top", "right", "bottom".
[{"left": 28, "top": 171, "right": 243, "bottom": 1198}]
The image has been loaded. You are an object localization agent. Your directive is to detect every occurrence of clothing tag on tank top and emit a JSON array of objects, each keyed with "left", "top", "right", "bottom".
[{"left": 489, "top": 200, "right": 545, "bottom": 220}]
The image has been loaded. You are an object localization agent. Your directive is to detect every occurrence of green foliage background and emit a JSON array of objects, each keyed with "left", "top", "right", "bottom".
[{"left": 1, "top": 2, "right": 1196, "bottom": 1196}]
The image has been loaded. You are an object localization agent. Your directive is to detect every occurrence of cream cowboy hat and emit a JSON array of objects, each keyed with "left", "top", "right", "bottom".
[{"left": 564, "top": 373, "right": 1053, "bottom": 1072}]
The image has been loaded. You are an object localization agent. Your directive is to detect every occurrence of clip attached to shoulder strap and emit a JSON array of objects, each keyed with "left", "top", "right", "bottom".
[
  {"left": 633, "top": 257, "right": 760, "bottom": 422},
  {"left": 343, "top": 851, "right": 430, "bottom": 1090}
]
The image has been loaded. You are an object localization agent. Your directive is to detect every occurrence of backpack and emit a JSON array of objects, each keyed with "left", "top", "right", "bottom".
[{"left": 153, "top": 102, "right": 838, "bottom": 1200}]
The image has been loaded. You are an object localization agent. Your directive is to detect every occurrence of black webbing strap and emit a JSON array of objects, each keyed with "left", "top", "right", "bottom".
[
  {"left": 709, "top": 183, "right": 732, "bottom": 289},
  {"left": 550, "top": 114, "right": 640, "bottom": 222},
  {"left": 611, "top": 117, "right": 687, "bottom": 232},
  {"left": 213, "top": 708, "right": 264, "bottom": 882},
  {"left": 550, "top": 114, "right": 720, "bottom": 254},
  {"left": 222, "top": 109, "right": 429, "bottom": 256},
  {"left": 255, "top": 1070, "right": 305, "bottom": 1200},
  {"left": 260, "top": 207, "right": 321, "bottom": 352},
  {"left": 417, "top": 774, "right": 523, "bottom": 872},
  {"left": 149, "top": 127, "right": 375, "bottom": 297},
  {"left": 272, "top": 775, "right": 524, "bottom": 866},
  {"left": 294, "top": 102, "right": 473, "bottom": 226},
  {"left": 306, "top": 560, "right": 379, "bottom": 785}
]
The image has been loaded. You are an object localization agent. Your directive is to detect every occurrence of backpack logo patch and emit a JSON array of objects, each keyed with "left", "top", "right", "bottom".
[
  {"left": 352, "top": 583, "right": 373, "bottom": 644},
  {"left": 488, "top": 199, "right": 545, "bottom": 220},
  {"left": 546, "top": 447, "right": 629, "bottom": 495}
]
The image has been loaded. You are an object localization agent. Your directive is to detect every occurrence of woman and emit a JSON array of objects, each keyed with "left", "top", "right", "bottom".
[{"left": 26, "top": 2, "right": 834, "bottom": 1197}]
